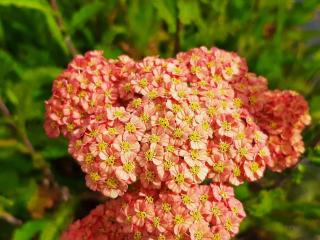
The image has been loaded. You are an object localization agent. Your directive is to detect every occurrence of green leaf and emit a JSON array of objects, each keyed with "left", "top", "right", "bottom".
[
  {"left": 235, "top": 183, "right": 251, "bottom": 200},
  {"left": 69, "top": 1, "right": 105, "bottom": 34},
  {"left": 0, "top": 171, "right": 19, "bottom": 194},
  {"left": 39, "top": 202, "right": 75, "bottom": 240},
  {"left": 0, "top": 49, "right": 22, "bottom": 80},
  {"left": 13, "top": 219, "right": 47, "bottom": 240},
  {"left": 0, "top": 0, "right": 67, "bottom": 54},
  {"left": 177, "top": 0, "right": 201, "bottom": 25},
  {"left": 248, "top": 188, "right": 285, "bottom": 217},
  {"left": 127, "top": 0, "right": 155, "bottom": 52},
  {"left": 309, "top": 96, "right": 320, "bottom": 121},
  {"left": 152, "top": 0, "right": 177, "bottom": 33}
]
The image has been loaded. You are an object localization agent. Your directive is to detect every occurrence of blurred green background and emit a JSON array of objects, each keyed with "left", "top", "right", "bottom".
[{"left": 0, "top": 0, "right": 320, "bottom": 239}]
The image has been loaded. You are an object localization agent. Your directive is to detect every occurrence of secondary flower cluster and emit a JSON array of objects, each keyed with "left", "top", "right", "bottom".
[
  {"left": 44, "top": 46, "right": 310, "bottom": 239},
  {"left": 229, "top": 74, "right": 311, "bottom": 171},
  {"left": 61, "top": 183, "right": 245, "bottom": 240}
]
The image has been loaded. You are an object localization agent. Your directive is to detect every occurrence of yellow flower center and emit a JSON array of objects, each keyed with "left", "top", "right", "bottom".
[
  {"left": 177, "top": 90, "right": 186, "bottom": 98},
  {"left": 159, "top": 117, "right": 169, "bottom": 127},
  {"left": 124, "top": 83, "right": 132, "bottom": 92},
  {"left": 174, "top": 215, "right": 185, "bottom": 225},
  {"left": 202, "top": 121, "right": 210, "bottom": 131},
  {"left": 145, "top": 196, "right": 154, "bottom": 204},
  {"left": 173, "top": 128, "right": 183, "bottom": 138},
  {"left": 259, "top": 148, "right": 267, "bottom": 157},
  {"left": 200, "top": 194, "right": 208, "bottom": 203},
  {"left": 194, "top": 231, "right": 204, "bottom": 240},
  {"left": 172, "top": 104, "right": 182, "bottom": 113},
  {"left": 166, "top": 145, "right": 175, "bottom": 152},
  {"left": 213, "top": 161, "right": 225, "bottom": 173},
  {"left": 114, "top": 110, "right": 124, "bottom": 118},
  {"left": 163, "top": 159, "right": 174, "bottom": 170},
  {"left": 212, "top": 233, "right": 222, "bottom": 240},
  {"left": 140, "top": 113, "right": 150, "bottom": 122},
  {"left": 219, "top": 189, "right": 228, "bottom": 199},
  {"left": 137, "top": 211, "right": 147, "bottom": 219},
  {"left": 237, "top": 132, "right": 245, "bottom": 140},
  {"left": 105, "top": 155, "right": 115, "bottom": 166},
  {"left": 224, "top": 217, "right": 233, "bottom": 232},
  {"left": 219, "top": 141, "right": 230, "bottom": 153},
  {"left": 85, "top": 153, "right": 93, "bottom": 163},
  {"left": 233, "top": 98, "right": 242, "bottom": 108},
  {"left": 249, "top": 95, "right": 257, "bottom": 104},
  {"left": 158, "top": 234, "right": 166, "bottom": 240},
  {"left": 146, "top": 171, "right": 155, "bottom": 182},
  {"left": 139, "top": 78, "right": 148, "bottom": 88},
  {"left": 148, "top": 90, "right": 158, "bottom": 99},
  {"left": 225, "top": 66, "right": 233, "bottom": 76},
  {"left": 106, "top": 178, "right": 117, "bottom": 189},
  {"left": 104, "top": 89, "right": 111, "bottom": 97},
  {"left": 233, "top": 165, "right": 241, "bottom": 177},
  {"left": 67, "top": 123, "right": 74, "bottom": 131},
  {"left": 134, "top": 232, "right": 142, "bottom": 240},
  {"left": 190, "top": 149, "right": 200, "bottom": 160},
  {"left": 182, "top": 195, "right": 192, "bottom": 205},
  {"left": 90, "top": 172, "right": 100, "bottom": 181},
  {"left": 190, "top": 101, "right": 200, "bottom": 111},
  {"left": 191, "top": 165, "right": 200, "bottom": 175},
  {"left": 108, "top": 127, "right": 118, "bottom": 135},
  {"left": 175, "top": 173, "right": 185, "bottom": 184},
  {"left": 222, "top": 121, "right": 231, "bottom": 131},
  {"left": 239, "top": 147, "right": 248, "bottom": 157},
  {"left": 191, "top": 210, "right": 202, "bottom": 221},
  {"left": 173, "top": 67, "right": 182, "bottom": 75},
  {"left": 162, "top": 202, "right": 171, "bottom": 212},
  {"left": 120, "top": 141, "right": 131, "bottom": 152},
  {"left": 98, "top": 141, "right": 107, "bottom": 151},
  {"left": 206, "top": 90, "right": 214, "bottom": 99},
  {"left": 250, "top": 161, "right": 259, "bottom": 173},
  {"left": 89, "top": 129, "right": 98, "bottom": 138},
  {"left": 191, "top": 65, "right": 201, "bottom": 74},
  {"left": 211, "top": 205, "right": 221, "bottom": 216},
  {"left": 189, "top": 132, "right": 201, "bottom": 142},
  {"left": 132, "top": 98, "right": 142, "bottom": 108},
  {"left": 125, "top": 122, "right": 136, "bottom": 133},
  {"left": 123, "top": 161, "right": 135, "bottom": 173},
  {"left": 75, "top": 140, "right": 82, "bottom": 148},
  {"left": 153, "top": 217, "right": 160, "bottom": 227},
  {"left": 145, "top": 150, "right": 155, "bottom": 161},
  {"left": 207, "top": 106, "right": 217, "bottom": 117}
]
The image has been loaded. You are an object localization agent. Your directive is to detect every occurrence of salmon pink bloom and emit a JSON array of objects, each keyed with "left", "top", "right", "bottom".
[
  {"left": 167, "top": 164, "right": 193, "bottom": 193},
  {"left": 46, "top": 47, "right": 309, "bottom": 239},
  {"left": 124, "top": 115, "right": 146, "bottom": 141},
  {"left": 107, "top": 106, "right": 130, "bottom": 123},
  {"left": 113, "top": 134, "right": 140, "bottom": 162}
]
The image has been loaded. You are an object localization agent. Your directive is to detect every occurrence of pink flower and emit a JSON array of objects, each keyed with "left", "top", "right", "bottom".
[
  {"left": 137, "top": 143, "right": 164, "bottom": 166},
  {"left": 132, "top": 199, "right": 155, "bottom": 228},
  {"left": 124, "top": 115, "right": 146, "bottom": 141},
  {"left": 211, "top": 184, "right": 234, "bottom": 202},
  {"left": 243, "top": 159, "right": 265, "bottom": 181},
  {"left": 167, "top": 164, "right": 193, "bottom": 193},
  {"left": 113, "top": 134, "right": 140, "bottom": 162},
  {"left": 45, "top": 47, "right": 310, "bottom": 240},
  {"left": 107, "top": 106, "right": 130, "bottom": 123}
]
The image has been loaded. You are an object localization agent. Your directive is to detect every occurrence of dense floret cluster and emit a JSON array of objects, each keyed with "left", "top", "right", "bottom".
[
  {"left": 44, "top": 47, "right": 310, "bottom": 239},
  {"left": 61, "top": 184, "right": 245, "bottom": 240}
]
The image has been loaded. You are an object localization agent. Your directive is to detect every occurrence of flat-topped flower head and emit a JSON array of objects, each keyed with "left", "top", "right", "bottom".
[
  {"left": 62, "top": 183, "right": 246, "bottom": 240},
  {"left": 45, "top": 46, "right": 310, "bottom": 239}
]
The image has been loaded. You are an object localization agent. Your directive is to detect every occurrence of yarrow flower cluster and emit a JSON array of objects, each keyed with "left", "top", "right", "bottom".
[
  {"left": 61, "top": 183, "right": 245, "bottom": 240},
  {"left": 44, "top": 47, "right": 310, "bottom": 239}
]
